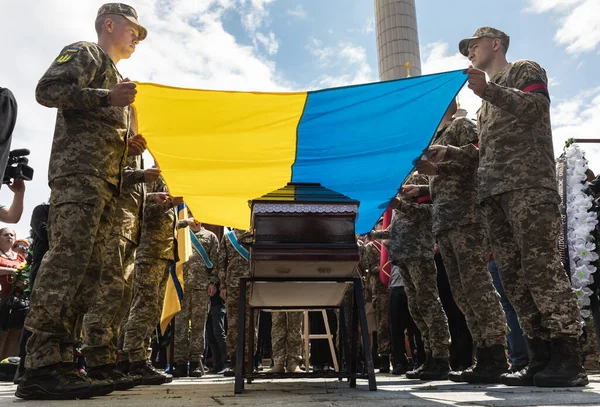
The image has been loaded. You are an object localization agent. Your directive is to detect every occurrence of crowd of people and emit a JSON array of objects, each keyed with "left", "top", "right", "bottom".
[{"left": 0, "top": 2, "right": 595, "bottom": 401}]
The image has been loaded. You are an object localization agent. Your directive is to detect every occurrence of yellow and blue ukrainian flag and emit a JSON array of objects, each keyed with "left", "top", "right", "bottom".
[
  {"left": 160, "top": 203, "right": 192, "bottom": 334},
  {"left": 134, "top": 70, "right": 467, "bottom": 233}
]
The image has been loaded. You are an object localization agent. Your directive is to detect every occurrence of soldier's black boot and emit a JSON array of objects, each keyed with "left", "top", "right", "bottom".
[
  {"left": 171, "top": 362, "right": 187, "bottom": 378},
  {"left": 462, "top": 344, "right": 508, "bottom": 384},
  {"left": 16, "top": 363, "right": 112, "bottom": 400},
  {"left": 406, "top": 351, "right": 431, "bottom": 379},
  {"left": 87, "top": 364, "right": 137, "bottom": 391},
  {"left": 501, "top": 338, "right": 550, "bottom": 386},
  {"left": 534, "top": 338, "right": 589, "bottom": 387},
  {"left": 129, "top": 360, "right": 173, "bottom": 385},
  {"left": 379, "top": 355, "right": 390, "bottom": 374},
  {"left": 190, "top": 360, "right": 205, "bottom": 378},
  {"left": 419, "top": 357, "right": 450, "bottom": 381}
]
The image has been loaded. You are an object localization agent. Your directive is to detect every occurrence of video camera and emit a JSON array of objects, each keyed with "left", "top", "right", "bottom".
[{"left": 3, "top": 148, "right": 34, "bottom": 184}]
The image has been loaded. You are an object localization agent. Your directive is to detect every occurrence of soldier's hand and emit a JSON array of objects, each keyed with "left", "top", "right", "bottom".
[
  {"left": 465, "top": 66, "right": 488, "bottom": 97},
  {"left": 220, "top": 287, "right": 227, "bottom": 300},
  {"left": 109, "top": 78, "right": 137, "bottom": 107},
  {"left": 154, "top": 192, "right": 170, "bottom": 205},
  {"left": 416, "top": 159, "right": 438, "bottom": 176},
  {"left": 208, "top": 284, "right": 217, "bottom": 297},
  {"left": 401, "top": 185, "right": 419, "bottom": 197},
  {"left": 388, "top": 197, "right": 401, "bottom": 209},
  {"left": 127, "top": 134, "right": 147, "bottom": 156},
  {"left": 144, "top": 168, "right": 161, "bottom": 183},
  {"left": 427, "top": 145, "right": 448, "bottom": 163}
]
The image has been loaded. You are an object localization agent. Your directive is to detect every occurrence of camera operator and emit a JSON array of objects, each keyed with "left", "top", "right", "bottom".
[{"left": 0, "top": 89, "right": 25, "bottom": 224}]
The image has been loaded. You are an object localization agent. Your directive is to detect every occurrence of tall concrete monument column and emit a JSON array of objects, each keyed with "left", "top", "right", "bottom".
[{"left": 374, "top": 0, "right": 421, "bottom": 80}]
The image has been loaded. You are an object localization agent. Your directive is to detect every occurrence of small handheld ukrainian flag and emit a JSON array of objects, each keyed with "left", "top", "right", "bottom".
[{"left": 160, "top": 203, "right": 192, "bottom": 334}]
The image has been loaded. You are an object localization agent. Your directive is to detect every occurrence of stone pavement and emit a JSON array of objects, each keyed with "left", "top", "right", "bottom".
[{"left": 1, "top": 374, "right": 599, "bottom": 406}]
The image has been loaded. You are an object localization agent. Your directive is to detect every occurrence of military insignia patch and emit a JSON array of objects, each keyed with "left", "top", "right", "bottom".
[{"left": 55, "top": 47, "right": 80, "bottom": 64}]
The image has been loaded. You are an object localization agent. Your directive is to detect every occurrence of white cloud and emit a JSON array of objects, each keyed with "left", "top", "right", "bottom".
[
  {"left": 306, "top": 39, "right": 375, "bottom": 88},
  {"left": 525, "top": 0, "right": 600, "bottom": 54},
  {"left": 286, "top": 4, "right": 308, "bottom": 20},
  {"left": 254, "top": 31, "right": 279, "bottom": 55},
  {"left": 350, "top": 17, "right": 375, "bottom": 35},
  {"left": 551, "top": 87, "right": 600, "bottom": 168},
  {"left": 239, "top": 0, "right": 276, "bottom": 32},
  {"left": 421, "top": 42, "right": 480, "bottom": 120},
  {"left": 0, "top": 0, "right": 285, "bottom": 238}
]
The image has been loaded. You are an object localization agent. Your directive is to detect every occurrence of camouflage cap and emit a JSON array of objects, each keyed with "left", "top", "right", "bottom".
[
  {"left": 97, "top": 3, "right": 147, "bottom": 41},
  {"left": 459, "top": 26, "right": 509, "bottom": 56}
]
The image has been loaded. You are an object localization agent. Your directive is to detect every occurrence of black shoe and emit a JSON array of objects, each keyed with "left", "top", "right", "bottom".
[
  {"left": 210, "top": 364, "right": 227, "bottom": 374},
  {"left": 419, "top": 357, "right": 450, "bottom": 381},
  {"left": 406, "top": 352, "right": 431, "bottom": 379},
  {"left": 501, "top": 338, "right": 549, "bottom": 386},
  {"left": 379, "top": 355, "right": 390, "bottom": 374},
  {"left": 190, "top": 361, "right": 205, "bottom": 378},
  {"left": 462, "top": 345, "right": 508, "bottom": 384},
  {"left": 171, "top": 362, "right": 187, "bottom": 378},
  {"left": 87, "top": 364, "right": 137, "bottom": 391},
  {"left": 392, "top": 364, "right": 408, "bottom": 376},
  {"left": 534, "top": 338, "right": 589, "bottom": 387},
  {"left": 16, "top": 364, "right": 99, "bottom": 400},
  {"left": 129, "top": 360, "right": 173, "bottom": 385},
  {"left": 448, "top": 369, "right": 465, "bottom": 383}
]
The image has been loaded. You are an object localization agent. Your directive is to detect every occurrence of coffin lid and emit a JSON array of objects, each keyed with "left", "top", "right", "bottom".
[{"left": 250, "top": 182, "right": 360, "bottom": 206}]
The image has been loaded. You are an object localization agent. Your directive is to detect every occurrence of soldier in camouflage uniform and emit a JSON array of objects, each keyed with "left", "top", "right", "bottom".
[
  {"left": 18, "top": 3, "right": 146, "bottom": 400},
  {"left": 362, "top": 240, "right": 391, "bottom": 373},
  {"left": 270, "top": 312, "right": 303, "bottom": 373},
  {"left": 218, "top": 228, "right": 254, "bottom": 375},
  {"left": 371, "top": 172, "right": 450, "bottom": 381},
  {"left": 173, "top": 221, "right": 219, "bottom": 377},
  {"left": 429, "top": 27, "right": 587, "bottom": 387},
  {"left": 120, "top": 176, "right": 191, "bottom": 385},
  {"left": 414, "top": 101, "right": 509, "bottom": 384}
]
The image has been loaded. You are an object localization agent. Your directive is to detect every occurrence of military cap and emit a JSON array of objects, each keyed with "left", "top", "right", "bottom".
[
  {"left": 97, "top": 3, "right": 147, "bottom": 41},
  {"left": 459, "top": 27, "right": 509, "bottom": 56}
]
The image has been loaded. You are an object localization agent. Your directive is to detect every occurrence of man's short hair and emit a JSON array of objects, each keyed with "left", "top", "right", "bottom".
[{"left": 94, "top": 13, "right": 124, "bottom": 36}]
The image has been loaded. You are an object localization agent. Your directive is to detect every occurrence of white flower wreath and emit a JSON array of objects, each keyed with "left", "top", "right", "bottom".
[{"left": 564, "top": 144, "right": 598, "bottom": 319}]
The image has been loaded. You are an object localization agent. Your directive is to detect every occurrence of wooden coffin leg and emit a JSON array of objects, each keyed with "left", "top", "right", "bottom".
[{"left": 247, "top": 304, "right": 256, "bottom": 384}]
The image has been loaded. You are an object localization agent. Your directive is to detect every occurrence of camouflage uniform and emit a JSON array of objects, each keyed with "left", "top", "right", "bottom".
[
  {"left": 271, "top": 312, "right": 303, "bottom": 367},
  {"left": 82, "top": 153, "right": 145, "bottom": 368},
  {"left": 362, "top": 241, "right": 390, "bottom": 357},
  {"left": 420, "top": 118, "right": 508, "bottom": 347},
  {"left": 25, "top": 41, "right": 128, "bottom": 369},
  {"left": 218, "top": 229, "right": 254, "bottom": 360},
  {"left": 174, "top": 226, "right": 219, "bottom": 364},
  {"left": 446, "top": 60, "right": 582, "bottom": 340},
  {"left": 372, "top": 173, "right": 450, "bottom": 359},
  {"left": 122, "top": 177, "right": 188, "bottom": 363}
]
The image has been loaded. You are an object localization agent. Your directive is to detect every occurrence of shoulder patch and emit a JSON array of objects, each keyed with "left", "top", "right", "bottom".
[{"left": 55, "top": 47, "right": 80, "bottom": 64}]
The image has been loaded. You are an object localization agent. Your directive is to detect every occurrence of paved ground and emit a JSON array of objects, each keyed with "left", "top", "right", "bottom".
[{"left": 1, "top": 374, "right": 599, "bottom": 406}]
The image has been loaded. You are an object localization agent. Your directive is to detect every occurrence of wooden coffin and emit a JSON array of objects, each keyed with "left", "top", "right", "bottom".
[{"left": 248, "top": 183, "right": 360, "bottom": 307}]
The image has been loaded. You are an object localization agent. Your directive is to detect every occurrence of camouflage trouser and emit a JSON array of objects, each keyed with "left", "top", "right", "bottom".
[
  {"left": 370, "top": 274, "right": 390, "bottom": 356},
  {"left": 82, "top": 235, "right": 136, "bottom": 367},
  {"left": 174, "top": 287, "right": 209, "bottom": 363},
  {"left": 397, "top": 258, "right": 450, "bottom": 358},
  {"left": 25, "top": 175, "right": 116, "bottom": 369},
  {"left": 437, "top": 223, "right": 508, "bottom": 347},
  {"left": 122, "top": 258, "right": 171, "bottom": 362},
  {"left": 225, "top": 285, "right": 256, "bottom": 361},
  {"left": 483, "top": 188, "right": 582, "bottom": 340},
  {"left": 271, "top": 311, "right": 303, "bottom": 366}
]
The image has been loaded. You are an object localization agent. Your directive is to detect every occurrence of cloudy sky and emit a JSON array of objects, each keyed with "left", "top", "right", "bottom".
[{"left": 1, "top": 0, "right": 598, "bottom": 238}]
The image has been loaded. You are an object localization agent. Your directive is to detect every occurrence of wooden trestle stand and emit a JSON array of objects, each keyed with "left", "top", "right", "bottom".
[{"left": 233, "top": 182, "right": 377, "bottom": 394}]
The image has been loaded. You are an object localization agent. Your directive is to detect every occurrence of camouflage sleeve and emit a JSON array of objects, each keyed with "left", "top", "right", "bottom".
[
  {"left": 176, "top": 220, "right": 188, "bottom": 229},
  {"left": 370, "top": 228, "right": 390, "bottom": 240},
  {"left": 122, "top": 169, "right": 145, "bottom": 187},
  {"left": 436, "top": 160, "right": 475, "bottom": 175},
  {"left": 445, "top": 143, "right": 479, "bottom": 167},
  {"left": 417, "top": 184, "right": 430, "bottom": 195},
  {"left": 447, "top": 118, "right": 478, "bottom": 147},
  {"left": 481, "top": 60, "right": 550, "bottom": 124},
  {"left": 366, "top": 244, "right": 380, "bottom": 275},
  {"left": 36, "top": 43, "right": 110, "bottom": 109},
  {"left": 217, "top": 236, "right": 228, "bottom": 288}
]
